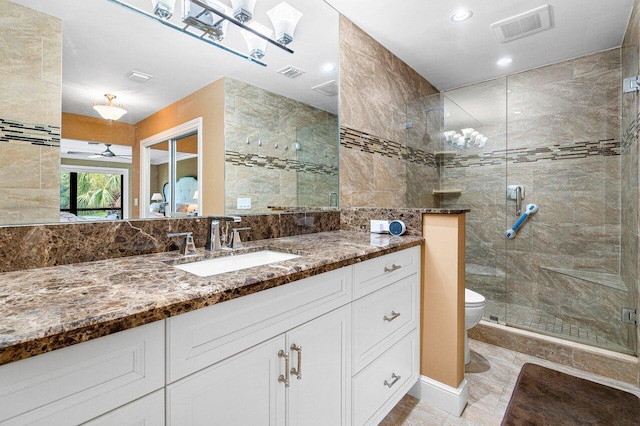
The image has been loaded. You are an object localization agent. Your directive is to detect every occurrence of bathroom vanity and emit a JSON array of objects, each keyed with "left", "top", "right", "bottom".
[{"left": 0, "top": 232, "right": 421, "bottom": 425}]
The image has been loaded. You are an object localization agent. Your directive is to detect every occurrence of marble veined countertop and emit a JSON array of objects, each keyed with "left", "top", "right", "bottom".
[{"left": 0, "top": 231, "right": 422, "bottom": 366}]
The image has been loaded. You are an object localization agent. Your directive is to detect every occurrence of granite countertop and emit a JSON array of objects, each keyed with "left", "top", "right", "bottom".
[{"left": 0, "top": 230, "right": 423, "bottom": 366}]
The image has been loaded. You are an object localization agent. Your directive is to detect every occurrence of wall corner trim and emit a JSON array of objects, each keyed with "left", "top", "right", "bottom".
[{"left": 408, "top": 375, "right": 468, "bottom": 417}]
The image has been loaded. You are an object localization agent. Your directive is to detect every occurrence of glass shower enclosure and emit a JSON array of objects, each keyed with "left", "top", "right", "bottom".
[{"left": 409, "top": 49, "right": 637, "bottom": 355}]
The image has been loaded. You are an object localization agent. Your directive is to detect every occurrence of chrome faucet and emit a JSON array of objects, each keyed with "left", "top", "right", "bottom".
[
  {"left": 229, "top": 227, "right": 252, "bottom": 249},
  {"left": 206, "top": 216, "right": 242, "bottom": 251},
  {"left": 167, "top": 232, "right": 197, "bottom": 256}
]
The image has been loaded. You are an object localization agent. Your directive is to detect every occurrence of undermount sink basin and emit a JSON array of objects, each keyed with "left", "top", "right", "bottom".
[{"left": 174, "top": 250, "right": 301, "bottom": 277}]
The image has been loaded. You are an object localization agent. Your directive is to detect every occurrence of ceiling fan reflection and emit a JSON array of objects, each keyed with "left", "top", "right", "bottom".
[{"left": 66, "top": 143, "right": 132, "bottom": 159}]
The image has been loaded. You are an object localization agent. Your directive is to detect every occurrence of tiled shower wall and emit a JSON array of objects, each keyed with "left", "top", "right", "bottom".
[
  {"left": 438, "top": 49, "right": 631, "bottom": 352},
  {"left": 622, "top": 0, "right": 640, "bottom": 361},
  {"left": 224, "top": 78, "right": 338, "bottom": 213},
  {"left": 0, "top": 0, "right": 61, "bottom": 225},
  {"left": 338, "top": 16, "right": 439, "bottom": 208}
]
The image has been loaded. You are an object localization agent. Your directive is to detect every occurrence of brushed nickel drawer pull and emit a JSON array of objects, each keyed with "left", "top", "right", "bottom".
[
  {"left": 278, "top": 350, "right": 290, "bottom": 388},
  {"left": 383, "top": 311, "right": 401, "bottom": 322},
  {"left": 384, "top": 264, "right": 401, "bottom": 273},
  {"left": 290, "top": 344, "right": 303, "bottom": 380},
  {"left": 384, "top": 373, "right": 401, "bottom": 388}
]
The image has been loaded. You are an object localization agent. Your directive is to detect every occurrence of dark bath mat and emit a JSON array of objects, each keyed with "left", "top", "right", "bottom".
[{"left": 501, "top": 363, "right": 640, "bottom": 426}]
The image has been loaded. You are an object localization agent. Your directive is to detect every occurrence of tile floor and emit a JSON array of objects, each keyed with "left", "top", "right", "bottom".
[
  {"left": 380, "top": 339, "right": 640, "bottom": 425},
  {"left": 484, "top": 300, "right": 631, "bottom": 354}
]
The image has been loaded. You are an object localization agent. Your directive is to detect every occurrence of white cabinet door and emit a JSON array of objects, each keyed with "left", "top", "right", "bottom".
[
  {"left": 287, "top": 305, "right": 351, "bottom": 426},
  {"left": 166, "top": 335, "right": 287, "bottom": 426},
  {"left": 83, "top": 390, "right": 165, "bottom": 426}
]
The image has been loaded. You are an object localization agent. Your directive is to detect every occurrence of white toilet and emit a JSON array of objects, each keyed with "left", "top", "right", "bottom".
[{"left": 464, "top": 288, "right": 486, "bottom": 364}]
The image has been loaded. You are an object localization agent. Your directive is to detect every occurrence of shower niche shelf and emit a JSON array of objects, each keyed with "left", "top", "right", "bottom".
[
  {"left": 434, "top": 151, "right": 458, "bottom": 158},
  {"left": 433, "top": 189, "right": 462, "bottom": 196}
]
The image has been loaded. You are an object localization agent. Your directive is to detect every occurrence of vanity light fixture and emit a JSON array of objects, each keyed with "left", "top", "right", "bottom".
[
  {"left": 151, "top": 0, "right": 176, "bottom": 19},
  {"left": 241, "top": 21, "right": 273, "bottom": 60},
  {"left": 450, "top": 9, "right": 473, "bottom": 22},
  {"left": 267, "top": 2, "right": 303, "bottom": 46},
  {"left": 184, "top": 0, "right": 234, "bottom": 41},
  {"left": 497, "top": 56, "right": 514, "bottom": 67},
  {"left": 93, "top": 94, "right": 127, "bottom": 121},
  {"left": 107, "top": 0, "right": 295, "bottom": 66},
  {"left": 231, "top": 0, "right": 257, "bottom": 22}
]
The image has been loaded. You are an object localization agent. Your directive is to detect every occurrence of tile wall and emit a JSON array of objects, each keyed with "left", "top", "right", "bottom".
[
  {"left": 224, "top": 78, "right": 338, "bottom": 213},
  {"left": 0, "top": 0, "right": 61, "bottom": 225},
  {"left": 338, "top": 16, "right": 439, "bottom": 208}
]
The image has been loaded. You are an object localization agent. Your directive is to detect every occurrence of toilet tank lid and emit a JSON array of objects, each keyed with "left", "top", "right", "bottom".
[{"left": 465, "top": 288, "right": 485, "bottom": 304}]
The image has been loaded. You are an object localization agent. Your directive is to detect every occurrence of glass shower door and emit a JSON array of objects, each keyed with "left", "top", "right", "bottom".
[{"left": 504, "top": 50, "right": 636, "bottom": 355}]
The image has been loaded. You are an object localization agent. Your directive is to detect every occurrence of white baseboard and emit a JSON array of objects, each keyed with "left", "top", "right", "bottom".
[{"left": 408, "top": 375, "right": 468, "bottom": 417}]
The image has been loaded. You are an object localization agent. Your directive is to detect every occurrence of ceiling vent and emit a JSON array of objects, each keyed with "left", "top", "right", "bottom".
[
  {"left": 277, "top": 65, "right": 305, "bottom": 78},
  {"left": 490, "top": 5, "right": 553, "bottom": 43},
  {"left": 312, "top": 80, "right": 338, "bottom": 97},
  {"left": 126, "top": 70, "right": 153, "bottom": 83}
]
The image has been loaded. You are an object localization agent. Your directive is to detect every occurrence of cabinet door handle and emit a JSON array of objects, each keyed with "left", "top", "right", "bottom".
[
  {"left": 383, "top": 311, "right": 401, "bottom": 322},
  {"left": 384, "top": 373, "right": 401, "bottom": 388},
  {"left": 384, "top": 264, "right": 401, "bottom": 273},
  {"left": 290, "top": 344, "right": 303, "bottom": 380},
  {"left": 278, "top": 350, "right": 290, "bottom": 388}
]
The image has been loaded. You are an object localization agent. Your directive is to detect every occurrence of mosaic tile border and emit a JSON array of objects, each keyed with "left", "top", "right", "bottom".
[
  {"left": 621, "top": 111, "right": 639, "bottom": 152},
  {"left": 340, "top": 126, "right": 435, "bottom": 166},
  {"left": 0, "top": 119, "right": 60, "bottom": 147},
  {"left": 225, "top": 151, "right": 338, "bottom": 176},
  {"left": 441, "top": 139, "right": 620, "bottom": 168}
]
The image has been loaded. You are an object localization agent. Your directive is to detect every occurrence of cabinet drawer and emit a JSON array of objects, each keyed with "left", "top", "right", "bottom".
[
  {"left": 352, "top": 274, "right": 418, "bottom": 372},
  {"left": 352, "top": 330, "right": 419, "bottom": 426},
  {"left": 353, "top": 246, "right": 420, "bottom": 298},
  {"left": 83, "top": 390, "right": 164, "bottom": 425},
  {"left": 0, "top": 321, "right": 164, "bottom": 425},
  {"left": 167, "top": 266, "right": 352, "bottom": 382}
]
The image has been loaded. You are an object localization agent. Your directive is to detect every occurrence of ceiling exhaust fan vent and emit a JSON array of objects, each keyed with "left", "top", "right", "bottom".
[
  {"left": 277, "top": 65, "right": 305, "bottom": 78},
  {"left": 490, "top": 5, "right": 553, "bottom": 43},
  {"left": 312, "top": 80, "right": 338, "bottom": 97}
]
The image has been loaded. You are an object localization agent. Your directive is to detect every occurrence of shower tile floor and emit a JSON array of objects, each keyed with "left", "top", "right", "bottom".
[
  {"left": 380, "top": 339, "right": 640, "bottom": 425},
  {"left": 484, "top": 300, "right": 631, "bottom": 354}
]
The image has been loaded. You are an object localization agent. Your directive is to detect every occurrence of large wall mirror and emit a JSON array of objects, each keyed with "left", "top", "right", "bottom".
[{"left": 3, "top": 0, "right": 339, "bottom": 226}]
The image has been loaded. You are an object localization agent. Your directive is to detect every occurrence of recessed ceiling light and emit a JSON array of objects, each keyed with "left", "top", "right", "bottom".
[
  {"left": 451, "top": 9, "right": 473, "bottom": 22},
  {"left": 497, "top": 57, "right": 514, "bottom": 67},
  {"left": 322, "top": 63, "right": 336, "bottom": 73}
]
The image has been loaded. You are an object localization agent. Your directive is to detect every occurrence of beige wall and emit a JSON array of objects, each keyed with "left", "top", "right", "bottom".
[
  {"left": 338, "top": 16, "right": 439, "bottom": 208},
  {"left": 135, "top": 78, "right": 225, "bottom": 216},
  {"left": 0, "top": 0, "right": 61, "bottom": 225},
  {"left": 61, "top": 112, "right": 136, "bottom": 146}
]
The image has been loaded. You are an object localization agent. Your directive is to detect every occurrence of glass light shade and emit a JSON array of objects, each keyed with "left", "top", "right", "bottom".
[
  {"left": 443, "top": 131, "right": 456, "bottom": 143},
  {"left": 461, "top": 128, "right": 474, "bottom": 138},
  {"left": 241, "top": 21, "right": 273, "bottom": 60},
  {"left": 151, "top": 0, "right": 175, "bottom": 19},
  {"left": 183, "top": 0, "right": 232, "bottom": 41},
  {"left": 204, "top": 0, "right": 233, "bottom": 40},
  {"left": 267, "top": 2, "right": 302, "bottom": 45},
  {"left": 151, "top": 192, "right": 164, "bottom": 201},
  {"left": 231, "top": 0, "right": 257, "bottom": 22},
  {"left": 93, "top": 94, "right": 127, "bottom": 121}
]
